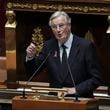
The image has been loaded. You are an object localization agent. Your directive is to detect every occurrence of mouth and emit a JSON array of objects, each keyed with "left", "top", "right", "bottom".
[{"left": 57, "top": 34, "right": 62, "bottom": 38}]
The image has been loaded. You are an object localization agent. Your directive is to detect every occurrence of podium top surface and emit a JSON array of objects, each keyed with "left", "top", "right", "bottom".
[
  {"left": 12, "top": 96, "right": 99, "bottom": 110},
  {"left": 12, "top": 96, "right": 98, "bottom": 104}
]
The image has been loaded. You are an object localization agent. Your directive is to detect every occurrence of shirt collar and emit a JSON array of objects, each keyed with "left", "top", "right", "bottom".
[{"left": 58, "top": 33, "right": 73, "bottom": 48}]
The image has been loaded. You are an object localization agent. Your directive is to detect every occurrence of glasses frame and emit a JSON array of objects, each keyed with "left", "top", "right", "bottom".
[{"left": 50, "top": 23, "right": 68, "bottom": 30}]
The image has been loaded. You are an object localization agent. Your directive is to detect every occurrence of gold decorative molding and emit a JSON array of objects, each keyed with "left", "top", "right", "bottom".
[
  {"left": 6, "top": 50, "right": 16, "bottom": 54},
  {"left": 31, "top": 87, "right": 67, "bottom": 100},
  {"left": 104, "top": 0, "right": 110, "bottom": 1},
  {"left": 32, "top": 27, "right": 44, "bottom": 56},
  {"left": 6, "top": 2, "right": 110, "bottom": 15}
]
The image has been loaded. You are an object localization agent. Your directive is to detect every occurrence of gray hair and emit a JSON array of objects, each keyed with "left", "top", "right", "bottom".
[{"left": 49, "top": 11, "right": 71, "bottom": 26}]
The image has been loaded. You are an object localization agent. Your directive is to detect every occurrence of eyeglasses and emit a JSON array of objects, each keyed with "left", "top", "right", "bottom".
[{"left": 51, "top": 23, "right": 67, "bottom": 30}]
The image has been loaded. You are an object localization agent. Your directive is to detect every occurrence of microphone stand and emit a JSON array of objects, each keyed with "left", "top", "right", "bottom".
[
  {"left": 21, "top": 87, "right": 27, "bottom": 99},
  {"left": 21, "top": 51, "right": 51, "bottom": 99},
  {"left": 65, "top": 56, "right": 80, "bottom": 102},
  {"left": 74, "top": 92, "right": 80, "bottom": 102}
]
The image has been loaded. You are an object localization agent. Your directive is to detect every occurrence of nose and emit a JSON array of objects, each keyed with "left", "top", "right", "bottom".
[{"left": 56, "top": 25, "right": 61, "bottom": 31}]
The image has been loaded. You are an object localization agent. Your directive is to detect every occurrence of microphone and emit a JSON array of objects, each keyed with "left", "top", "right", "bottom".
[
  {"left": 65, "top": 54, "right": 80, "bottom": 102},
  {"left": 21, "top": 48, "right": 52, "bottom": 99}
]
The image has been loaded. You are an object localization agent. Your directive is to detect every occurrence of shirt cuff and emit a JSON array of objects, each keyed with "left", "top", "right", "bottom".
[{"left": 26, "top": 56, "right": 34, "bottom": 62}]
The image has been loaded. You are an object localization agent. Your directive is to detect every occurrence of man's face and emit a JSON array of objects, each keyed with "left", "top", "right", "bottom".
[{"left": 51, "top": 15, "right": 71, "bottom": 44}]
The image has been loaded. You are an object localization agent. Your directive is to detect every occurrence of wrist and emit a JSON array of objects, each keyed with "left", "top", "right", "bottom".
[{"left": 26, "top": 55, "right": 35, "bottom": 61}]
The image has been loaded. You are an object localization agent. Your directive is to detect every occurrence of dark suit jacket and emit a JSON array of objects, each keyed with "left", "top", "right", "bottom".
[{"left": 25, "top": 35, "right": 102, "bottom": 98}]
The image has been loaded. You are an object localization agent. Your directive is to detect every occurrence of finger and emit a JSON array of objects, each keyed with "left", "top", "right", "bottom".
[
  {"left": 26, "top": 43, "right": 36, "bottom": 53},
  {"left": 57, "top": 91, "right": 67, "bottom": 98},
  {"left": 57, "top": 91, "right": 62, "bottom": 98}
]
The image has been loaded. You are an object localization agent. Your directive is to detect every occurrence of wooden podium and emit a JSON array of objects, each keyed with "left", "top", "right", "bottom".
[{"left": 12, "top": 96, "right": 99, "bottom": 110}]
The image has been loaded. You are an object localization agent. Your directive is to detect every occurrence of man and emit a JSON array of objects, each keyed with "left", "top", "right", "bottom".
[{"left": 25, "top": 11, "right": 102, "bottom": 98}]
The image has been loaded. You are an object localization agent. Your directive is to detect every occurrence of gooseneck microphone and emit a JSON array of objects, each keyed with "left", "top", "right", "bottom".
[
  {"left": 21, "top": 48, "right": 52, "bottom": 99},
  {"left": 63, "top": 46, "right": 80, "bottom": 102}
]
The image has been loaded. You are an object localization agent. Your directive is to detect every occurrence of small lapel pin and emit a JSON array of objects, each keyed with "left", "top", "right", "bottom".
[{"left": 54, "top": 51, "right": 57, "bottom": 57}]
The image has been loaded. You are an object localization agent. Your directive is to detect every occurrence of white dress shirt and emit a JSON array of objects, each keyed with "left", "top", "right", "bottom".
[{"left": 58, "top": 33, "right": 73, "bottom": 62}]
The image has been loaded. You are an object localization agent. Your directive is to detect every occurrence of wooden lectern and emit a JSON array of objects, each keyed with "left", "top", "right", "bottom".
[{"left": 12, "top": 96, "right": 99, "bottom": 110}]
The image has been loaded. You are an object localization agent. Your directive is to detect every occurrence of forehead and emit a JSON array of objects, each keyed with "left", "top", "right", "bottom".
[{"left": 51, "top": 15, "right": 67, "bottom": 24}]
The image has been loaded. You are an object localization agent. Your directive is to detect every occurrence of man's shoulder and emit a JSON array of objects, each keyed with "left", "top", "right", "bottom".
[
  {"left": 74, "top": 35, "right": 92, "bottom": 46},
  {"left": 45, "top": 38, "right": 57, "bottom": 46}
]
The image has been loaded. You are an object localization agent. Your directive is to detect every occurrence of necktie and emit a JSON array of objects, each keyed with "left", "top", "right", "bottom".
[
  {"left": 61, "top": 44, "right": 68, "bottom": 76},
  {"left": 62, "top": 44, "right": 67, "bottom": 63}
]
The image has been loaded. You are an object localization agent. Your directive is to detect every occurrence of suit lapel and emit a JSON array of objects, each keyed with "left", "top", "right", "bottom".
[
  {"left": 68, "top": 35, "right": 80, "bottom": 65},
  {"left": 51, "top": 40, "right": 63, "bottom": 82},
  {"left": 62, "top": 36, "right": 81, "bottom": 81}
]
